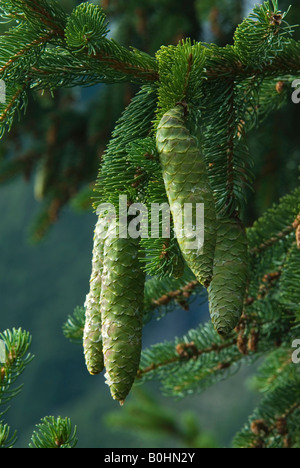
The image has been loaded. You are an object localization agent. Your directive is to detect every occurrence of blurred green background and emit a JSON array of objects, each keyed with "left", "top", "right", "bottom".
[{"left": 1, "top": 0, "right": 300, "bottom": 448}]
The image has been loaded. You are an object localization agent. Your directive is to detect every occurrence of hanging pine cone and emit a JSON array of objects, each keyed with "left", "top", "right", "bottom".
[
  {"left": 156, "top": 104, "right": 217, "bottom": 287},
  {"left": 208, "top": 217, "right": 249, "bottom": 337},
  {"left": 83, "top": 216, "right": 108, "bottom": 375},
  {"left": 100, "top": 222, "right": 145, "bottom": 404}
]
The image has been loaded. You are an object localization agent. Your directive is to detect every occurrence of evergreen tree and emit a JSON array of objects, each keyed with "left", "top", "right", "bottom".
[{"left": 1, "top": 0, "right": 300, "bottom": 448}]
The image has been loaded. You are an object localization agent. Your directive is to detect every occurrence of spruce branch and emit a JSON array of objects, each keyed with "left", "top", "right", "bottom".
[
  {"left": 93, "top": 84, "right": 158, "bottom": 209},
  {"left": 0, "top": 328, "right": 33, "bottom": 414},
  {"left": 150, "top": 279, "right": 200, "bottom": 311},
  {"left": 1, "top": 0, "right": 300, "bottom": 443},
  {"left": 0, "top": 1, "right": 158, "bottom": 92},
  {"left": 201, "top": 75, "right": 253, "bottom": 215},
  {"left": 202, "top": 42, "right": 300, "bottom": 81},
  {"left": 62, "top": 307, "right": 85, "bottom": 345},
  {"left": 89, "top": 45, "right": 159, "bottom": 82},
  {"left": 0, "top": 27, "right": 53, "bottom": 77},
  {"left": 29, "top": 416, "right": 78, "bottom": 448},
  {"left": 2, "top": 1, "right": 300, "bottom": 95},
  {"left": 9, "top": 0, "right": 67, "bottom": 37},
  {"left": 0, "top": 81, "right": 28, "bottom": 134},
  {"left": 250, "top": 224, "right": 298, "bottom": 255},
  {"left": 253, "top": 348, "right": 294, "bottom": 394},
  {"left": 0, "top": 423, "right": 17, "bottom": 449},
  {"left": 154, "top": 39, "right": 206, "bottom": 128},
  {"left": 0, "top": 0, "right": 25, "bottom": 22},
  {"left": 0, "top": 328, "right": 77, "bottom": 448},
  {"left": 234, "top": 380, "right": 300, "bottom": 448},
  {"left": 256, "top": 269, "right": 282, "bottom": 301},
  {"left": 278, "top": 242, "right": 300, "bottom": 318},
  {"left": 225, "top": 79, "right": 235, "bottom": 211},
  {"left": 137, "top": 288, "right": 294, "bottom": 398},
  {"left": 64, "top": 3, "right": 158, "bottom": 83},
  {"left": 248, "top": 186, "right": 300, "bottom": 254},
  {"left": 234, "top": 0, "right": 294, "bottom": 69},
  {"left": 137, "top": 337, "right": 237, "bottom": 380}
]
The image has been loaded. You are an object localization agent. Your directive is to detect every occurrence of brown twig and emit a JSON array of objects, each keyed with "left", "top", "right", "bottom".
[
  {"left": 137, "top": 339, "right": 236, "bottom": 378},
  {"left": 151, "top": 280, "right": 199, "bottom": 310},
  {"left": 250, "top": 220, "right": 299, "bottom": 255},
  {"left": 0, "top": 82, "right": 28, "bottom": 123},
  {"left": 293, "top": 214, "right": 300, "bottom": 249},
  {"left": 91, "top": 50, "right": 159, "bottom": 81},
  {"left": 0, "top": 34, "right": 53, "bottom": 75},
  {"left": 22, "top": 0, "right": 159, "bottom": 82},
  {"left": 24, "top": 0, "right": 65, "bottom": 38},
  {"left": 250, "top": 402, "right": 300, "bottom": 448}
]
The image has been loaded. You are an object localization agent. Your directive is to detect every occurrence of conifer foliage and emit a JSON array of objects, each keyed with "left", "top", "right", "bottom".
[
  {"left": 1, "top": 0, "right": 300, "bottom": 447},
  {"left": 0, "top": 328, "right": 78, "bottom": 448}
]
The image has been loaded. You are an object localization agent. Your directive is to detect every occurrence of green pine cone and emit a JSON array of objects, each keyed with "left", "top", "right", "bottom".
[
  {"left": 101, "top": 222, "right": 145, "bottom": 404},
  {"left": 83, "top": 216, "right": 107, "bottom": 375},
  {"left": 156, "top": 105, "right": 217, "bottom": 287},
  {"left": 208, "top": 218, "right": 249, "bottom": 337}
]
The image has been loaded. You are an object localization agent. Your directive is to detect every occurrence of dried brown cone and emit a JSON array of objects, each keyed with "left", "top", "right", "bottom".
[
  {"left": 296, "top": 225, "right": 300, "bottom": 249},
  {"left": 248, "top": 329, "right": 260, "bottom": 353},
  {"left": 276, "top": 417, "right": 288, "bottom": 436},
  {"left": 250, "top": 419, "right": 270, "bottom": 437},
  {"left": 293, "top": 214, "right": 300, "bottom": 248},
  {"left": 237, "top": 330, "right": 248, "bottom": 355}
]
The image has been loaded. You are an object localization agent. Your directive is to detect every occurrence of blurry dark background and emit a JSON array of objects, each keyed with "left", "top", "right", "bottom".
[{"left": 1, "top": 0, "right": 300, "bottom": 448}]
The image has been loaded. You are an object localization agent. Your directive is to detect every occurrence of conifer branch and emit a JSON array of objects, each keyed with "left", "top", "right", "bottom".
[
  {"left": 90, "top": 50, "right": 159, "bottom": 82},
  {"left": 137, "top": 338, "right": 237, "bottom": 379},
  {"left": 18, "top": 0, "right": 66, "bottom": 37},
  {"left": 0, "top": 33, "right": 52, "bottom": 75},
  {"left": 151, "top": 280, "right": 199, "bottom": 310},
  {"left": 0, "top": 82, "right": 27, "bottom": 124},
  {"left": 234, "top": 385, "right": 300, "bottom": 448},
  {"left": 205, "top": 54, "right": 300, "bottom": 81},
  {"left": 225, "top": 79, "right": 236, "bottom": 212},
  {"left": 29, "top": 416, "right": 78, "bottom": 448},
  {"left": 1, "top": 0, "right": 300, "bottom": 443},
  {"left": 182, "top": 52, "right": 194, "bottom": 98},
  {"left": 64, "top": 2, "right": 158, "bottom": 84},
  {"left": 256, "top": 270, "right": 282, "bottom": 301},
  {"left": 0, "top": 328, "right": 34, "bottom": 412},
  {"left": 0, "top": 423, "right": 17, "bottom": 448},
  {"left": 250, "top": 219, "right": 300, "bottom": 255},
  {"left": 62, "top": 307, "right": 85, "bottom": 345},
  {"left": 248, "top": 186, "right": 300, "bottom": 253}
]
